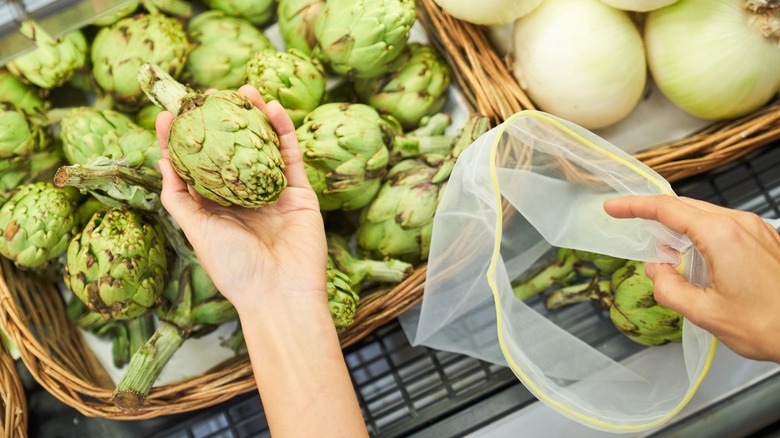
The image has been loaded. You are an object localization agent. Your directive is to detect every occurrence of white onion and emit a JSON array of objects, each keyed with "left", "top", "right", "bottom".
[
  {"left": 433, "top": 0, "right": 543, "bottom": 25},
  {"left": 644, "top": 0, "right": 780, "bottom": 120},
  {"left": 512, "top": 0, "right": 647, "bottom": 129},
  {"left": 599, "top": 0, "right": 678, "bottom": 12}
]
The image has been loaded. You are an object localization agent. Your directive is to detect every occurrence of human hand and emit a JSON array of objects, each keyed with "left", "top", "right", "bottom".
[
  {"left": 604, "top": 195, "right": 780, "bottom": 363},
  {"left": 155, "top": 85, "right": 327, "bottom": 313}
]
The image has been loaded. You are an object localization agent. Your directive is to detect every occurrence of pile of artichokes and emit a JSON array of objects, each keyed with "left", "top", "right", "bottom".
[{"left": 0, "top": 0, "right": 470, "bottom": 412}]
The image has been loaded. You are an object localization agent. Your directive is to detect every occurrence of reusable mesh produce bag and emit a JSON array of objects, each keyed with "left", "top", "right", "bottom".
[{"left": 401, "top": 111, "right": 716, "bottom": 433}]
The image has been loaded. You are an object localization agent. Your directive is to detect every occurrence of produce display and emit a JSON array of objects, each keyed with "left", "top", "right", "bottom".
[{"left": 0, "top": 0, "right": 472, "bottom": 413}]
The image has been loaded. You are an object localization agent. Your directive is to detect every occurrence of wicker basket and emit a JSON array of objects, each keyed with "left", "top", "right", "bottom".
[
  {"left": 2, "top": 0, "right": 779, "bottom": 421},
  {"left": 0, "top": 329, "right": 26, "bottom": 437}
]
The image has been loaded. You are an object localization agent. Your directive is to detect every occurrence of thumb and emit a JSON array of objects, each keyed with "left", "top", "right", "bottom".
[
  {"left": 158, "top": 158, "right": 202, "bottom": 231},
  {"left": 648, "top": 262, "right": 705, "bottom": 320}
]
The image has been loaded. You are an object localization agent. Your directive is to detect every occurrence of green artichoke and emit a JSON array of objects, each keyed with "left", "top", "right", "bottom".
[
  {"left": 60, "top": 107, "right": 161, "bottom": 168},
  {"left": 139, "top": 64, "right": 287, "bottom": 207},
  {"left": 277, "top": 0, "right": 324, "bottom": 55},
  {"left": 93, "top": 1, "right": 140, "bottom": 26},
  {"left": 609, "top": 261, "right": 683, "bottom": 346},
  {"left": 314, "top": 0, "right": 416, "bottom": 78},
  {"left": 355, "top": 43, "right": 451, "bottom": 129},
  {"left": 356, "top": 115, "right": 488, "bottom": 264},
  {"left": 135, "top": 104, "right": 163, "bottom": 130},
  {"left": 0, "top": 182, "right": 80, "bottom": 269},
  {"left": 185, "top": 10, "right": 275, "bottom": 90},
  {"left": 65, "top": 207, "right": 168, "bottom": 320},
  {"left": 327, "top": 232, "right": 412, "bottom": 286},
  {"left": 245, "top": 49, "right": 325, "bottom": 127},
  {"left": 92, "top": 0, "right": 194, "bottom": 26},
  {"left": 6, "top": 21, "right": 88, "bottom": 89},
  {"left": 204, "top": 0, "right": 277, "bottom": 26},
  {"left": 0, "top": 103, "right": 46, "bottom": 160},
  {"left": 0, "top": 69, "right": 46, "bottom": 116},
  {"left": 296, "top": 103, "right": 393, "bottom": 211},
  {"left": 327, "top": 261, "right": 359, "bottom": 331},
  {"left": 92, "top": 13, "right": 189, "bottom": 111}
]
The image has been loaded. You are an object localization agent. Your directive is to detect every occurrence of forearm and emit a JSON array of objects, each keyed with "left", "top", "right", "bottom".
[{"left": 238, "top": 293, "right": 367, "bottom": 437}]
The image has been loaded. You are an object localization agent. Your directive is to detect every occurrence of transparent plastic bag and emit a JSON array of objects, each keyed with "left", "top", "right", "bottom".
[{"left": 400, "top": 111, "right": 717, "bottom": 433}]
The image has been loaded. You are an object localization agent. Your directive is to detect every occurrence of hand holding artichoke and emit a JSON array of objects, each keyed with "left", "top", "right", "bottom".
[{"left": 138, "top": 63, "right": 287, "bottom": 207}]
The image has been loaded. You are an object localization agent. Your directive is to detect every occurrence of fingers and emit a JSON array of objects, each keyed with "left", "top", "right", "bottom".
[
  {"left": 155, "top": 111, "right": 175, "bottom": 159},
  {"left": 603, "top": 195, "right": 718, "bottom": 238},
  {"left": 158, "top": 158, "right": 202, "bottom": 230},
  {"left": 238, "top": 84, "right": 267, "bottom": 110},
  {"left": 263, "top": 100, "right": 312, "bottom": 189}
]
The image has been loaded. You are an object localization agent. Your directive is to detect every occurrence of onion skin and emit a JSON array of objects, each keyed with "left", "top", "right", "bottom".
[
  {"left": 645, "top": 0, "right": 780, "bottom": 120},
  {"left": 512, "top": 0, "right": 647, "bottom": 129},
  {"left": 599, "top": 0, "right": 679, "bottom": 12},
  {"left": 434, "top": 0, "right": 543, "bottom": 25}
]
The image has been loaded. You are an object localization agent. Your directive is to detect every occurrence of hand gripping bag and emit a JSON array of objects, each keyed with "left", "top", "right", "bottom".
[{"left": 400, "top": 111, "right": 716, "bottom": 433}]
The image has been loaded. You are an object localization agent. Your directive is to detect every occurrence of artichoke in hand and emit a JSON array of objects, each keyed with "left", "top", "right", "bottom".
[
  {"left": 7, "top": 20, "right": 88, "bottom": 89},
  {"left": 138, "top": 63, "right": 287, "bottom": 207},
  {"left": 185, "top": 10, "right": 274, "bottom": 90},
  {"left": 64, "top": 207, "right": 168, "bottom": 320},
  {"left": 0, "top": 182, "right": 80, "bottom": 269},
  {"left": 245, "top": 49, "right": 325, "bottom": 127}
]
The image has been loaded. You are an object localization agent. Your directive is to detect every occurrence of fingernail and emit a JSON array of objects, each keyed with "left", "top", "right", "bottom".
[{"left": 645, "top": 263, "right": 656, "bottom": 279}]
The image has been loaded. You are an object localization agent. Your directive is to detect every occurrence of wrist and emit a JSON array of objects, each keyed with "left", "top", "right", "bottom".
[{"left": 235, "top": 288, "right": 331, "bottom": 326}]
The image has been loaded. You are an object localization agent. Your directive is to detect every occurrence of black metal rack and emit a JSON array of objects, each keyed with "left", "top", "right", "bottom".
[{"left": 24, "top": 143, "right": 780, "bottom": 437}]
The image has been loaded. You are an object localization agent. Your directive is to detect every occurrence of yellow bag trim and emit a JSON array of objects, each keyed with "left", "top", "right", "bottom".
[{"left": 485, "top": 110, "right": 718, "bottom": 431}]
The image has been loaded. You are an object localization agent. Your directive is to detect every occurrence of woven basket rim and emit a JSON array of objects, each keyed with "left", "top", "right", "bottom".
[{"left": 1, "top": 331, "right": 27, "bottom": 437}]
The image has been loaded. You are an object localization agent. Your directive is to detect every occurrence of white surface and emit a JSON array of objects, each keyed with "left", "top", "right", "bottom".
[{"left": 469, "top": 343, "right": 780, "bottom": 437}]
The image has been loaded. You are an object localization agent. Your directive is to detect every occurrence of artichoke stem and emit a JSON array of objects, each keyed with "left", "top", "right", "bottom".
[
  {"left": 78, "top": 311, "right": 110, "bottom": 331},
  {"left": 66, "top": 296, "right": 89, "bottom": 322},
  {"left": 328, "top": 233, "right": 413, "bottom": 284},
  {"left": 221, "top": 326, "right": 247, "bottom": 356},
  {"left": 137, "top": 64, "right": 190, "bottom": 114},
  {"left": 513, "top": 249, "right": 578, "bottom": 301},
  {"left": 192, "top": 300, "right": 239, "bottom": 326},
  {"left": 110, "top": 324, "right": 131, "bottom": 368},
  {"left": 411, "top": 113, "right": 452, "bottom": 137},
  {"left": 432, "top": 115, "right": 491, "bottom": 184},
  {"left": 154, "top": 214, "right": 198, "bottom": 263},
  {"left": 54, "top": 161, "right": 163, "bottom": 193},
  {"left": 113, "top": 321, "right": 185, "bottom": 412},
  {"left": 127, "top": 313, "right": 155, "bottom": 357},
  {"left": 545, "top": 279, "right": 611, "bottom": 310}
]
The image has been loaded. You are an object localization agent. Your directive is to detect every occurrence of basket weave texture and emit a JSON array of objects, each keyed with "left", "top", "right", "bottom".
[
  {"left": 0, "top": 329, "right": 26, "bottom": 437},
  {"left": 1, "top": 0, "right": 779, "bottom": 420}
]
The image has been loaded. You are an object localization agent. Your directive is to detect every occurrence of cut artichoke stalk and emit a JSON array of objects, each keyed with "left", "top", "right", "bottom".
[
  {"left": 113, "top": 258, "right": 238, "bottom": 412},
  {"left": 544, "top": 277, "right": 612, "bottom": 310},
  {"left": 388, "top": 113, "right": 454, "bottom": 164},
  {"left": 512, "top": 248, "right": 581, "bottom": 301},
  {"left": 54, "top": 157, "right": 163, "bottom": 212},
  {"left": 327, "top": 233, "right": 413, "bottom": 286},
  {"left": 138, "top": 63, "right": 287, "bottom": 208}
]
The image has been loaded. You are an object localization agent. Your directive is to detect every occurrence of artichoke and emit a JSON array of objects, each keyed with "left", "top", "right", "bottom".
[
  {"left": 60, "top": 107, "right": 161, "bottom": 168},
  {"left": 356, "top": 115, "right": 488, "bottom": 264},
  {"left": 0, "top": 69, "right": 46, "bottom": 116},
  {"left": 296, "top": 103, "right": 393, "bottom": 211},
  {"left": 314, "top": 0, "right": 416, "bottom": 78},
  {"left": 327, "top": 232, "right": 413, "bottom": 286},
  {"left": 355, "top": 43, "right": 451, "bottom": 129},
  {"left": 0, "top": 182, "right": 80, "bottom": 269},
  {"left": 64, "top": 207, "right": 168, "bottom": 320},
  {"left": 277, "top": 0, "right": 324, "bottom": 55},
  {"left": 245, "top": 49, "right": 325, "bottom": 127},
  {"left": 92, "top": 1, "right": 140, "bottom": 26},
  {"left": 91, "top": 13, "right": 189, "bottom": 111},
  {"left": 135, "top": 104, "right": 163, "bottom": 130},
  {"left": 609, "top": 261, "right": 683, "bottom": 346},
  {"left": 185, "top": 10, "right": 275, "bottom": 90},
  {"left": 0, "top": 103, "right": 46, "bottom": 160},
  {"left": 6, "top": 20, "right": 88, "bottom": 89},
  {"left": 204, "top": 0, "right": 277, "bottom": 26},
  {"left": 139, "top": 64, "right": 287, "bottom": 207},
  {"left": 327, "top": 261, "right": 359, "bottom": 331},
  {"left": 92, "top": 0, "right": 194, "bottom": 26}
]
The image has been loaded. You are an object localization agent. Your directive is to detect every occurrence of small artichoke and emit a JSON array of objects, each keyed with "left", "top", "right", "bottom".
[
  {"left": 355, "top": 43, "right": 451, "bottom": 129},
  {"left": 0, "top": 182, "right": 80, "bottom": 269},
  {"left": 0, "top": 103, "right": 46, "bottom": 160},
  {"left": 185, "top": 10, "right": 275, "bottom": 90},
  {"left": 314, "top": 0, "right": 416, "bottom": 78},
  {"left": 327, "top": 261, "right": 359, "bottom": 331},
  {"left": 6, "top": 21, "right": 88, "bottom": 89},
  {"left": 92, "top": 13, "right": 189, "bottom": 111},
  {"left": 135, "top": 104, "right": 163, "bottom": 130},
  {"left": 139, "top": 64, "right": 287, "bottom": 207},
  {"left": 245, "top": 49, "right": 325, "bottom": 127},
  {"left": 296, "top": 103, "right": 393, "bottom": 211},
  {"left": 204, "top": 0, "right": 277, "bottom": 26},
  {"left": 65, "top": 207, "right": 168, "bottom": 320},
  {"left": 609, "top": 261, "right": 683, "bottom": 346},
  {"left": 277, "top": 0, "right": 324, "bottom": 55},
  {"left": 60, "top": 107, "right": 161, "bottom": 168},
  {"left": 0, "top": 69, "right": 46, "bottom": 116}
]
